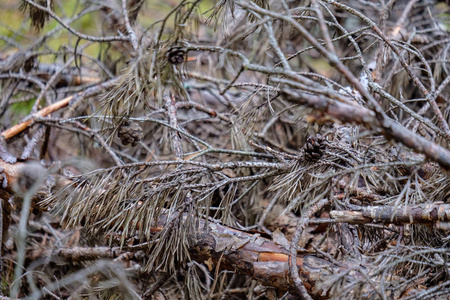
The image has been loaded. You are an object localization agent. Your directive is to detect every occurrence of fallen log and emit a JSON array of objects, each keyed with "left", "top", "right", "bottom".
[
  {"left": 25, "top": 214, "right": 366, "bottom": 299},
  {"left": 0, "top": 160, "right": 427, "bottom": 298}
]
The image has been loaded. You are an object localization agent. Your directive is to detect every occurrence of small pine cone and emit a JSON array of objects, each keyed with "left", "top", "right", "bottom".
[
  {"left": 303, "top": 134, "right": 327, "bottom": 161},
  {"left": 167, "top": 45, "right": 186, "bottom": 65},
  {"left": 118, "top": 121, "right": 144, "bottom": 147}
]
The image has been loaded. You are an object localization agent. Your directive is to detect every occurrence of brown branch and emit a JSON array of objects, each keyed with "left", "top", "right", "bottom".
[
  {"left": 1, "top": 94, "right": 72, "bottom": 140},
  {"left": 29, "top": 246, "right": 124, "bottom": 262},
  {"left": 0, "top": 79, "right": 116, "bottom": 140},
  {"left": 175, "top": 101, "right": 231, "bottom": 123},
  {"left": 26, "top": 213, "right": 366, "bottom": 299},
  {"left": 282, "top": 89, "right": 450, "bottom": 170},
  {"left": 333, "top": 178, "right": 382, "bottom": 202},
  {"left": 289, "top": 199, "right": 330, "bottom": 299},
  {"left": 0, "top": 160, "right": 29, "bottom": 193},
  {"left": 143, "top": 272, "right": 172, "bottom": 298},
  {"left": 330, "top": 204, "right": 450, "bottom": 225},
  {"left": 165, "top": 94, "right": 184, "bottom": 160}
]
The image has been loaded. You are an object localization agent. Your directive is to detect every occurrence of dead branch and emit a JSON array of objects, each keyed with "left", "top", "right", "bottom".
[
  {"left": 0, "top": 160, "right": 30, "bottom": 194},
  {"left": 0, "top": 79, "right": 116, "bottom": 140},
  {"left": 289, "top": 198, "right": 330, "bottom": 299},
  {"left": 282, "top": 89, "right": 450, "bottom": 170},
  {"left": 23, "top": 213, "right": 367, "bottom": 300},
  {"left": 330, "top": 204, "right": 450, "bottom": 225}
]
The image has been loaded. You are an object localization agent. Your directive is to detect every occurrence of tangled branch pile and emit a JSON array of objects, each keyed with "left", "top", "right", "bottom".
[{"left": 0, "top": 0, "right": 449, "bottom": 299}]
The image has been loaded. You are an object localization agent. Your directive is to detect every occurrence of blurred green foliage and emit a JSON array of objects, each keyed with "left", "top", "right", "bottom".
[
  {"left": 1, "top": 0, "right": 214, "bottom": 57},
  {"left": 10, "top": 98, "right": 36, "bottom": 122}
]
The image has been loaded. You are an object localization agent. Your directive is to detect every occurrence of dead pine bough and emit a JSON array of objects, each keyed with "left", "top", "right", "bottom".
[{"left": 1, "top": 0, "right": 450, "bottom": 299}]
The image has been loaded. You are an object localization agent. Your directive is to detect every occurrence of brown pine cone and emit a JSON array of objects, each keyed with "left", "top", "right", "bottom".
[
  {"left": 118, "top": 120, "right": 144, "bottom": 147},
  {"left": 167, "top": 45, "right": 186, "bottom": 65},
  {"left": 303, "top": 134, "right": 327, "bottom": 161}
]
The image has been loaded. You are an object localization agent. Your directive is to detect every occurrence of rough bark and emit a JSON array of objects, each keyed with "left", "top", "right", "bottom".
[{"left": 330, "top": 204, "right": 450, "bottom": 225}]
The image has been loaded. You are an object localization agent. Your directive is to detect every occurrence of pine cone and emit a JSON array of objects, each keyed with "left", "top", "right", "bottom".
[
  {"left": 167, "top": 45, "right": 186, "bottom": 65},
  {"left": 118, "top": 121, "right": 144, "bottom": 147},
  {"left": 303, "top": 134, "right": 326, "bottom": 161}
]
